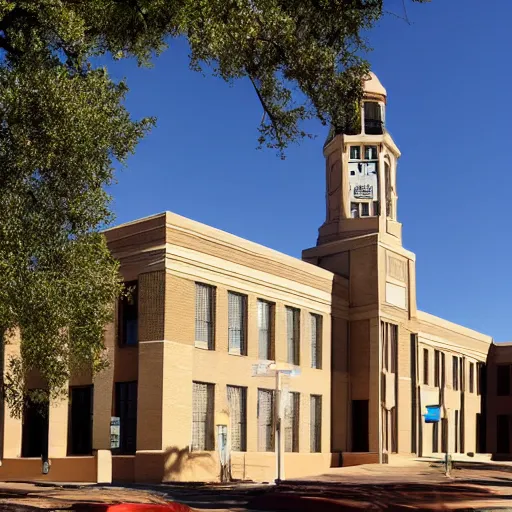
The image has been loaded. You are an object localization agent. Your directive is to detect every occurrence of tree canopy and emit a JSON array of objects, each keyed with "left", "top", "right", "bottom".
[{"left": 0, "top": 0, "right": 427, "bottom": 412}]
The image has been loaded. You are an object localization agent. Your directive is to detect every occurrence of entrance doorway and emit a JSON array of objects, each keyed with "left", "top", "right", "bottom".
[
  {"left": 352, "top": 400, "right": 369, "bottom": 452},
  {"left": 69, "top": 386, "right": 93, "bottom": 455},
  {"left": 22, "top": 394, "right": 49, "bottom": 458}
]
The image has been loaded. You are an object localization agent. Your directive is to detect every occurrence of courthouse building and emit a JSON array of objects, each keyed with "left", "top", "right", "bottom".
[{"left": 0, "top": 73, "right": 505, "bottom": 483}]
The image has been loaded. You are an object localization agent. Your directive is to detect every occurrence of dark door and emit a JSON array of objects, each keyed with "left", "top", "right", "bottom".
[
  {"left": 115, "top": 381, "right": 138, "bottom": 454},
  {"left": 22, "top": 394, "right": 49, "bottom": 458},
  {"left": 497, "top": 415, "right": 510, "bottom": 454},
  {"left": 69, "top": 386, "right": 93, "bottom": 455},
  {"left": 352, "top": 400, "right": 369, "bottom": 452}
]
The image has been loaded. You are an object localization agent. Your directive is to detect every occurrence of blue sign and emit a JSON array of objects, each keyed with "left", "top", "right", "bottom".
[{"left": 424, "top": 405, "right": 441, "bottom": 423}]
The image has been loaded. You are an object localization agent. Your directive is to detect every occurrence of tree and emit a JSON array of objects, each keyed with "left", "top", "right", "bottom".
[{"left": 0, "top": 0, "right": 427, "bottom": 412}]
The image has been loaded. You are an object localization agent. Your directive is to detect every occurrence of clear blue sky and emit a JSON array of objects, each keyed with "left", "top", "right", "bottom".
[{"left": 105, "top": 0, "right": 511, "bottom": 341}]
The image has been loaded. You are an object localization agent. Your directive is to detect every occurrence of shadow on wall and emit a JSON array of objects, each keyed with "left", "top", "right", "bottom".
[{"left": 163, "top": 446, "right": 215, "bottom": 481}]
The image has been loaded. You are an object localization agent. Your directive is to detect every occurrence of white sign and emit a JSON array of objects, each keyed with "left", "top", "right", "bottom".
[
  {"left": 252, "top": 363, "right": 276, "bottom": 377},
  {"left": 349, "top": 162, "right": 378, "bottom": 201},
  {"left": 110, "top": 416, "right": 120, "bottom": 449}
]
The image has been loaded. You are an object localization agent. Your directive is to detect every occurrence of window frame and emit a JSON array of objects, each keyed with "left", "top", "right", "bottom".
[
  {"left": 423, "top": 348, "right": 429, "bottom": 386},
  {"left": 257, "top": 299, "right": 274, "bottom": 361},
  {"left": 310, "top": 395, "right": 322, "bottom": 453},
  {"left": 191, "top": 381, "right": 215, "bottom": 452},
  {"left": 195, "top": 283, "right": 216, "bottom": 350},
  {"left": 228, "top": 291, "right": 248, "bottom": 356},
  {"left": 286, "top": 306, "right": 301, "bottom": 365},
  {"left": 310, "top": 313, "right": 322, "bottom": 369},
  {"left": 227, "top": 385, "right": 247, "bottom": 452},
  {"left": 257, "top": 388, "right": 275, "bottom": 452},
  {"left": 118, "top": 280, "right": 138, "bottom": 347}
]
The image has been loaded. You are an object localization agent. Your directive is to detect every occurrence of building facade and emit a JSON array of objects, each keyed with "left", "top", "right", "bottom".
[{"left": 0, "top": 72, "right": 504, "bottom": 483}]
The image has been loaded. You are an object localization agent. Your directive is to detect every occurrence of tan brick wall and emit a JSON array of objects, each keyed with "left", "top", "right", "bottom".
[{"left": 139, "top": 271, "right": 165, "bottom": 342}]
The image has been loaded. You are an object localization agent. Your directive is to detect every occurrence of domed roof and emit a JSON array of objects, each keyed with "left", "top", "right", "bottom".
[{"left": 364, "top": 72, "right": 386, "bottom": 97}]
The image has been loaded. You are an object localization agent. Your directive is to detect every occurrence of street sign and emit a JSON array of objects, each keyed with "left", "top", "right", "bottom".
[
  {"left": 424, "top": 405, "right": 441, "bottom": 423},
  {"left": 251, "top": 363, "right": 276, "bottom": 377}
]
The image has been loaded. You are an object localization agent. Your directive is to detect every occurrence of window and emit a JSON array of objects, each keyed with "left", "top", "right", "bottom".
[
  {"left": 434, "top": 350, "right": 440, "bottom": 387},
  {"left": 350, "top": 202, "right": 360, "bottom": 218},
  {"left": 349, "top": 146, "right": 361, "bottom": 160},
  {"left": 118, "top": 281, "right": 138, "bottom": 346},
  {"left": 373, "top": 201, "right": 380, "bottom": 216},
  {"left": 364, "top": 145, "right": 378, "bottom": 160},
  {"left": 258, "top": 300, "right": 273, "bottom": 360},
  {"left": 364, "top": 102, "right": 383, "bottom": 135},
  {"left": 497, "top": 365, "right": 511, "bottom": 396},
  {"left": 69, "top": 386, "right": 93, "bottom": 455},
  {"left": 423, "top": 349, "right": 429, "bottom": 385},
  {"left": 441, "top": 352, "right": 446, "bottom": 387},
  {"left": 286, "top": 307, "right": 300, "bottom": 365},
  {"left": 452, "top": 356, "right": 459, "bottom": 391},
  {"left": 227, "top": 386, "right": 247, "bottom": 452},
  {"left": 460, "top": 357, "right": 465, "bottom": 392},
  {"left": 310, "top": 395, "right": 322, "bottom": 453},
  {"left": 454, "top": 410, "right": 459, "bottom": 453},
  {"left": 258, "top": 389, "right": 275, "bottom": 451},
  {"left": 432, "top": 421, "right": 439, "bottom": 453},
  {"left": 284, "top": 392, "right": 300, "bottom": 452},
  {"left": 115, "top": 381, "right": 137, "bottom": 454},
  {"left": 381, "top": 322, "right": 398, "bottom": 373},
  {"left": 310, "top": 314, "right": 322, "bottom": 369},
  {"left": 469, "top": 362, "right": 475, "bottom": 393},
  {"left": 192, "top": 382, "right": 214, "bottom": 451},
  {"left": 228, "top": 292, "right": 247, "bottom": 355},
  {"left": 361, "top": 202, "right": 370, "bottom": 217},
  {"left": 477, "top": 362, "right": 485, "bottom": 395},
  {"left": 195, "top": 283, "right": 215, "bottom": 349}
]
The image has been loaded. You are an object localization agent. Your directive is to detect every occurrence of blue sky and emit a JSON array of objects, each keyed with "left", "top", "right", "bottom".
[{"left": 105, "top": 0, "right": 511, "bottom": 341}]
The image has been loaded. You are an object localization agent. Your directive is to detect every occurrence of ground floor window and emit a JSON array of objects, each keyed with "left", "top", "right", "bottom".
[
  {"left": 22, "top": 392, "right": 49, "bottom": 458},
  {"left": 115, "top": 381, "right": 137, "bottom": 454},
  {"left": 310, "top": 395, "right": 322, "bottom": 453},
  {"left": 192, "top": 382, "right": 214, "bottom": 451},
  {"left": 497, "top": 414, "right": 510, "bottom": 454},
  {"left": 227, "top": 385, "right": 246, "bottom": 452},
  {"left": 258, "top": 389, "right": 275, "bottom": 452},
  {"left": 69, "top": 386, "right": 93, "bottom": 455},
  {"left": 284, "top": 392, "right": 300, "bottom": 452},
  {"left": 432, "top": 421, "right": 439, "bottom": 453}
]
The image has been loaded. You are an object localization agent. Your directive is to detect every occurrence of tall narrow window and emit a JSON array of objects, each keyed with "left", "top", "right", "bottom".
[
  {"left": 452, "top": 356, "right": 459, "bottom": 391},
  {"left": 310, "top": 395, "right": 322, "bottom": 453},
  {"left": 118, "top": 281, "right": 138, "bottom": 346},
  {"left": 69, "top": 386, "right": 93, "bottom": 455},
  {"left": 115, "top": 381, "right": 137, "bottom": 454},
  {"left": 385, "top": 163, "right": 392, "bottom": 219},
  {"left": 227, "top": 386, "right": 247, "bottom": 452},
  {"left": 311, "top": 314, "right": 322, "bottom": 369},
  {"left": 477, "top": 362, "right": 485, "bottom": 395},
  {"left": 460, "top": 357, "right": 465, "bottom": 392},
  {"left": 381, "top": 322, "right": 398, "bottom": 372},
  {"left": 258, "top": 300, "right": 273, "bottom": 360},
  {"left": 469, "top": 362, "right": 475, "bottom": 393},
  {"left": 286, "top": 307, "right": 300, "bottom": 365},
  {"left": 454, "top": 410, "right": 459, "bottom": 453},
  {"left": 497, "top": 365, "right": 511, "bottom": 396},
  {"left": 284, "top": 392, "right": 300, "bottom": 452},
  {"left": 228, "top": 292, "right": 247, "bottom": 355},
  {"left": 441, "top": 352, "right": 446, "bottom": 387},
  {"left": 434, "top": 350, "right": 440, "bottom": 387},
  {"left": 433, "top": 421, "right": 439, "bottom": 453},
  {"left": 364, "top": 102, "right": 383, "bottom": 134},
  {"left": 195, "top": 283, "right": 215, "bottom": 349},
  {"left": 423, "top": 349, "right": 429, "bottom": 385},
  {"left": 497, "top": 415, "right": 510, "bottom": 454},
  {"left": 258, "top": 389, "right": 275, "bottom": 452},
  {"left": 192, "top": 382, "right": 214, "bottom": 451}
]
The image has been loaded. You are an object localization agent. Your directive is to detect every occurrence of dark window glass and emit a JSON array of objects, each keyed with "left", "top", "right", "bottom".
[
  {"left": 22, "top": 392, "right": 49, "bottom": 458},
  {"left": 423, "top": 349, "right": 429, "bottom": 385},
  {"left": 469, "top": 363, "right": 475, "bottom": 394},
  {"left": 119, "top": 281, "right": 138, "bottom": 346},
  {"left": 69, "top": 386, "right": 93, "bottom": 455},
  {"left": 434, "top": 350, "right": 440, "bottom": 387},
  {"left": 115, "top": 381, "right": 138, "bottom": 454},
  {"left": 497, "top": 365, "right": 511, "bottom": 396},
  {"left": 452, "top": 356, "right": 459, "bottom": 391}
]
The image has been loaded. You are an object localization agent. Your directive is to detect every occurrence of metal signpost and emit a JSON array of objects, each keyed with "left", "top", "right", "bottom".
[
  {"left": 252, "top": 361, "right": 301, "bottom": 483},
  {"left": 423, "top": 403, "right": 451, "bottom": 476}
]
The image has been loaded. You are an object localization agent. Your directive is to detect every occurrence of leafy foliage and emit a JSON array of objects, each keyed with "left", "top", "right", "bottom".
[{"left": 0, "top": 0, "right": 426, "bottom": 412}]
